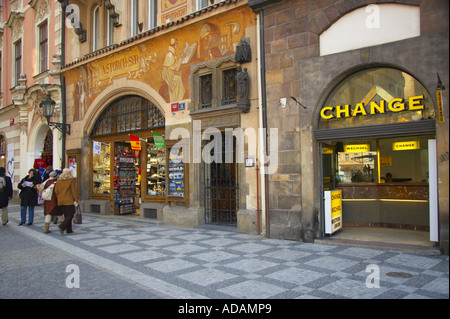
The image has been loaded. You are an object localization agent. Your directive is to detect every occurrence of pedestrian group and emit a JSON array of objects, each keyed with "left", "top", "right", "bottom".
[{"left": 0, "top": 166, "right": 80, "bottom": 235}]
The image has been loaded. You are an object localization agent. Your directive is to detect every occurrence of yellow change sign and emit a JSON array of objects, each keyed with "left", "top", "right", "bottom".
[
  {"left": 392, "top": 141, "right": 420, "bottom": 151},
  {"left": 324, "top": 190, "right": 342, "bottom": 234}
]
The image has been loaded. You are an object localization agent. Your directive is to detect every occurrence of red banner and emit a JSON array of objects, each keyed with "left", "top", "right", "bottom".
[{"left": 129, "top": 135, "right": 141, "bottom": 151}]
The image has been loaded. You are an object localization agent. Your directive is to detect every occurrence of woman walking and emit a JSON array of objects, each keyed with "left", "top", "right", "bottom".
[
  {"left": 36, "top": 170, "right": 61, "bottom": 233},
  {"left": 54, "top": 168, "right": 79, "bottom": 235},
  {"left": 0, "top": 167, "right": 13, "bottom": 226},
  {"left": 18, "top": 168, "right": 41, "bottom": 225}
]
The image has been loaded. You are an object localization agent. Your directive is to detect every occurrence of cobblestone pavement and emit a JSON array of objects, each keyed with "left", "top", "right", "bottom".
[{"left": 1, "top": 205, "right": 448, "bottom": 301}]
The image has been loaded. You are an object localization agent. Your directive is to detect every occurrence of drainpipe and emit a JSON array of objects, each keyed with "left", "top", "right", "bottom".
[
  {"left": 59, "top": 1, "right": 67, "bottom": 168},
  {"left": 256, "top": 10, "right": 270, "bottom": 237}
]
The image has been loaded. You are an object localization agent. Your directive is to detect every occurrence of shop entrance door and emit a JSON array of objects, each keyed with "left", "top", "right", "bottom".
[
  {"left": 319, "top": 134, "right": 436, "bottom": 246},
  {"left": 204, "top": 133, "right": 239, "bottom": 225}
]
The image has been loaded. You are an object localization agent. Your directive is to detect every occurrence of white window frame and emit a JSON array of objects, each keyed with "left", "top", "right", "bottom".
[
  {"left": 131, "top": 0, "right": 139, "bottom": 36},
  {"left": 38, "top": 20, "right": 48, "bottom": 73},
  {"left": 13, "top": 39, "right": 22, "bottom": 87},
  {"left": 106, "top": 10, "right": 114, "bottom": 46},
  {"left": 92, "top": 5, "right": 100, "bottom": 51},
  {"left": 197, "top": 0, "right": 209, "bottom": 10},
  {"left": 148, "top": 0, "right": 157, "bottom": 30}
]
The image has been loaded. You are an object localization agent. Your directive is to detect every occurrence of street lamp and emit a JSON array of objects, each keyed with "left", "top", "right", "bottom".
[{"left": 39, "top": 93, "right": 71, "bottom": 135}]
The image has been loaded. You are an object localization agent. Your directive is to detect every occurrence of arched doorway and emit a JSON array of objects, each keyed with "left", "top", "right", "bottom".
[
  {"left": 315, "top": 67, "right": 438, "bottom": 248},
  {"left": 89, "top": 95, "right": 166, "bottom": 215}
]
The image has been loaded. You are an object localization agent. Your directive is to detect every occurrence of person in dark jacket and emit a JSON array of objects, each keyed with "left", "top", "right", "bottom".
[
  {"left": 17, "top": 168, "right": 42, "bottom": 225},
  {"left": 0, "top": 167, "right": 13, "bottom": 226}
]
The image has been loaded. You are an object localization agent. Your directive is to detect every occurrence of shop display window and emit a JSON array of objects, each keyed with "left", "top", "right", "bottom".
[
  {"left": 114, "top": 143, "right": 139, "bottom": 214},
  {"left": 328, "top": 134, "right": 434, "bottom": 185},
  {"left": 168, "top": 146, "right": 185, "bottom": 197},
  {"left": 147, "top": 138, "right": 166, "bottom": 196},
  {"left": 92, "top": 141, "right": 111, "bottom": 194}
]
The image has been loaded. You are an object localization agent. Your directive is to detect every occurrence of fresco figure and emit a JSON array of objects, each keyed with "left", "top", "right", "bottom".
[{"left": 162, "top": 38, "right": 185, "bottom": 102}]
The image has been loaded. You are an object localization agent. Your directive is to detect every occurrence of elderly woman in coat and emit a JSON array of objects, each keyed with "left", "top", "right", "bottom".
[
  {"left": 36, "top": 170, "right": 61, "bottom": 233},
  {"left": 54, "top": 168, "right": 80, "bottom": 235}
]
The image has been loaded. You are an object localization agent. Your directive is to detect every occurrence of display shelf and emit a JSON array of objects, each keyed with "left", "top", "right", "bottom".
[{"left": 114, "top": 156, "right": 136, "bottom": 214}]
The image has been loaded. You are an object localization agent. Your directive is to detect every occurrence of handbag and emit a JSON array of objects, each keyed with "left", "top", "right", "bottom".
[
  {"left": 42, "top": 181, "right": 56, "bottom": 201},
  {"left": 73, "top": 205, "right": 82, "bottom": 224}
]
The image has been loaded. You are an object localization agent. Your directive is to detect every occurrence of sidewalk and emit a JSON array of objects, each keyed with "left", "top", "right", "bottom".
[{"left": 1, "top": 204, "right": 448, "bottom": 299}]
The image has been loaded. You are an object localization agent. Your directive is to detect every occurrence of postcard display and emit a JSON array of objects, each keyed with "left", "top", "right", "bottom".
[
  {"left": 168, "top": 147, "right": 185, "bottom": 198},
  {"left": 114, "top": 147, "right": 137, "bottom": 214}
]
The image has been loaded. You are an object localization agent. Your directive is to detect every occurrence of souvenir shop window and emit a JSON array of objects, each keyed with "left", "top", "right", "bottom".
[
  {"left": 92, "top": 141, "right": 111, "bottom": 194},
  {"left": 166, "top": 139, "right": 189, "bottom": 204},
  {"left": 147, "top": 134, "right": 166, "bottom": 196},
  {"left": 114, "top": 142, "right": 139, "bottom": 214}
]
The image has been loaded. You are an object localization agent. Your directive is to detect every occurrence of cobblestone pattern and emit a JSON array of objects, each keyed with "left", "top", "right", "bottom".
[{"left": 1, "top": 205, "right": 448, "bottom": 299}]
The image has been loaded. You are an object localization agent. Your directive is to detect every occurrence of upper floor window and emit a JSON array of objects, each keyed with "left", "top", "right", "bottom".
[
  {"left": 200, "top": 74, "right": 212, "bottom": 109},
  {"left": 92, "top": 5, "right": 100, "bottom": 51},
  {"left": 192, "top": 58, "right": 239, "bottom": 111},
  {"left": 107, "top": 9, "right": 114, "bottom": 46},
  {"left": 320, "top": 4, "right": 420, "bottom": 56},
  {"left": 131, "top": 0, "right": 139, "bottom": 36},
  {"left": 14, "top": 40, "right": 22, "bottom": 87},
  {"left": 148, "top": 0, "right": 157, "bottom": 30},
  {"left": 39, "top": 21, "right": 48, "bottom": 73},
  {"left": 197, "top": 0, "right": 210, "bottom": 10},
  {"left": 223, "top": 68, "right": 237, "bottom": 105}
]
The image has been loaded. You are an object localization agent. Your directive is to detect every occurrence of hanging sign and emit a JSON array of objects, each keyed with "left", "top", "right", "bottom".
[
  {"left": 437, "top": 75, "right": 445, "bottom": 124},
  {"left": 324, "top": 189, "right": 342, "bottom": 234},
  {"left": 153, "top": 132, "right": 165, "bottom": 149},
  {"left": 129, "top": 135, "right": 141, "bottom": 151},
  {"left": 93, "top": 141, "right": 101, "bottom": 155},
  {"left": 344, "top": 144, "right": 370, "bottom": 152},
  {"left": 392, "top": 141, "right": 420, "bottom": 151}
]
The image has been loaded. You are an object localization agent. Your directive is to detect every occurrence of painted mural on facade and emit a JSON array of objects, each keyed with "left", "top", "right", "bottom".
[{"left": 66, "top": 6, "right": 255, "bottom": 120}]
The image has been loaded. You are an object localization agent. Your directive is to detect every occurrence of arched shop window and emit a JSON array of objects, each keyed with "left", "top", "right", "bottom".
[
  {"left": 318, "top": 68, "right": 436, "bottom": 232},
  {"left": 319, "top": 67, "right": 434, "bottom": 129},
  {"left": 91, "top": 95, "right": 164, "bottom": 137},
  {"left": 91, "top": 95, "right": 166, "bottom": 209},
  {"left": 317, "top": 67, "right": 436, "bottom": 188}
]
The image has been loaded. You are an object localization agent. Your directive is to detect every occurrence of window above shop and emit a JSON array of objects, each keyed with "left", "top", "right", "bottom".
[
  {"left": 90, "top": 95, "right": 164, "bottom": 137},
  {"left": 319, "top": 67, "right": 434, "bottom": 129},
  {"left": 320, "top": 4, "right": 420, "bottom": 56}
]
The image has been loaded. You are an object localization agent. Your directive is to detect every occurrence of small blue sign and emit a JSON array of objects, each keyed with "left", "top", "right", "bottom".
[{"left": 178, "top": 103, "right": 185, "bottom": 111}]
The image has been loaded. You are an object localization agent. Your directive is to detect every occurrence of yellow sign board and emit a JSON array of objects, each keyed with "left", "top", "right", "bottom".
[
  {"left": 344, "top": 144, "right": 370, "bottom": 152},
  {"left": 392, "top": 141, "right": 420, "bottom": 151},
  {"left": 323, "top": 146, "right": 334, "bottom": 154},
  {"left": 320, "top": 95, "right": 424, "bottom": 120},
  {"left": 437, "top": 89, "right": 444, "bottom": 124},
  {"left": 380, "top": 156, "right": 392, "bottom": 166},
  {"left": 98, "top": 47, "right": 141, "bottom": 82},
  {"left": 324, "top": 190, "right": 342, "bottom": 234}
]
